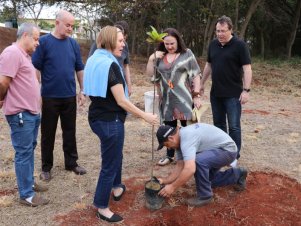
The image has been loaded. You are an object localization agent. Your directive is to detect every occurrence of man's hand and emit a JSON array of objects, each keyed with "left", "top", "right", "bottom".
[
  {"left": 158, "top": 184, "right": 175, "bottom": 198},
  {"left": 239, "top": 91, "right": 250, "bottom": 104},
  {"left": 78, "top": 92, "right": 86, "bottom": 106}
]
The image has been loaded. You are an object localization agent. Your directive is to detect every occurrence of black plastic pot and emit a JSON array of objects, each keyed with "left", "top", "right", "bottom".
[{"left": 145, "top": 179, "right": 164, "bottom": 210}]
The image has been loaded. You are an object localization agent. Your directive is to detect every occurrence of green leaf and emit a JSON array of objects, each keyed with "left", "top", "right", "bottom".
[
  {"left": 146, "top": 38, "right": 155, "bottom": 43},
  {"left": 146, "top": 26, "right": 167, "bottom": 44}
]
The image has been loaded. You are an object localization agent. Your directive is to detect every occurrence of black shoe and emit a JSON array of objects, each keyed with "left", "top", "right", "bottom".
[
  {"left": 96, "top": 212, "right": 123, "bottom": 223},
  {"left": 113, "top": 184, "right": 126, "bottom": 201},
  {"left": 234, "top": 167, "right": 248, "bottom": 191},
  {"left": 66, "top": 166, "right": 87, "bottom": 175}
]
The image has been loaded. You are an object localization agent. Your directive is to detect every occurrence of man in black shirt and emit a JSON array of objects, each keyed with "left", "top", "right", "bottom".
[{"left": 200, "top": 15, "right": 252, "bottom": 166}]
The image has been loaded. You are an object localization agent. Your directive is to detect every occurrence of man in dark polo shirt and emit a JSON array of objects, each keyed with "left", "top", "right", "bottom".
[{"left": 200, "top": 15, "right": 252, "bottom": 167}]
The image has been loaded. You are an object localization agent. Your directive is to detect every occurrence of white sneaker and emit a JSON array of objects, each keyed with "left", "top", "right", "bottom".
[
  {"left": 230, "top": 159, "right": 238, "bottom": 168},
  {"left": 158, "top": 157, "right": 173, "bottom": 166}
]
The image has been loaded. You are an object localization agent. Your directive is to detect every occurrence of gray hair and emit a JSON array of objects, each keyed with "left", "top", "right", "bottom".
[
  {"left": 216, "top": 15, "right": 233, "bottom": 30},
  {"left": 55, "top": 9, "right": 73, "bottom": 20},
  {"left": 16, "top": 22, "right": 40, "bottom": 40}
]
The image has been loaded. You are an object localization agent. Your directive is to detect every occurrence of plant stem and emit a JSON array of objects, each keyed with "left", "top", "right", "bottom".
[{"left": 151, "top": 49, "right": 158, "bottom": 180}]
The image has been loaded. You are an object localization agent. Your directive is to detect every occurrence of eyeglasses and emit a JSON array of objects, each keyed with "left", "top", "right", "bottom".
[{"left": 215, "top": 29, "right": 229, "bottom": 34}]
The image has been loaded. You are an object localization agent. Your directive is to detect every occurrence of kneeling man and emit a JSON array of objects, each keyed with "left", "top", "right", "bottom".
[{"left": 156, "top": 123, "right": 248, "bottom": 206}]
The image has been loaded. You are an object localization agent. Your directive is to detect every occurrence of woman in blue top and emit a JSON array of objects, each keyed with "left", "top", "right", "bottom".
[{"left": 84, "top": 26, "right": 158, "bottom": 223}]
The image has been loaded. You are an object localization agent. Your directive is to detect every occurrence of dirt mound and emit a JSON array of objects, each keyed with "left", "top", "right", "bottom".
[
  {"left": 0, "top": 27, "right": 17, "bottom": 53},
  {"left": 53, "top": 172, "right": 301, "bottom": 226},
  {"left": 0, "top": 27, "right": 92, "bottom": 63}
]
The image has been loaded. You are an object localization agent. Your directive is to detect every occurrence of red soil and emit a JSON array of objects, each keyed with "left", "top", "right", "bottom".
[{"left": 53, "top": 172, "right": 301, "bottom": 226}]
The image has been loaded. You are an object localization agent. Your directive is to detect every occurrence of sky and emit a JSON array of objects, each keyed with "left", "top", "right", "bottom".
[{"left": 28, "top": 5, "right": 59, "bottom": 19}]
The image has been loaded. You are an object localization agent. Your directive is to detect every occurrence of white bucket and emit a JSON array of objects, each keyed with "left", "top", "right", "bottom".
[{"left": 144, "top": 91, "right": 159, "bottom": 115}]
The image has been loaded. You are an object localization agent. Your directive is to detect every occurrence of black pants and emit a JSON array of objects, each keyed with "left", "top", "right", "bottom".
[
  {"left": 164, "top": 120, "right": 187, "bottom": 158},
  {"left": 41, "top": 97, "right": 78, "bottom": 172}
]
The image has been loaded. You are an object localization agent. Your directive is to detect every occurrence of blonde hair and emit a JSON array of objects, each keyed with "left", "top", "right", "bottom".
[{"left": 96, "top": 26, "right": 122, "bottom": 51}]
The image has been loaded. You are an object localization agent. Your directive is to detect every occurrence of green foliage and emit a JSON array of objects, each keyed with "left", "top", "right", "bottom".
[
  {"left": 0, "top": 5, "right": 17, "bottom": 22},
  {"left": 38, "top": 20, "right": 54, "bottom": 30},
  {"left": 253, "top": 56, "right": 301, "bottom": 68},
  {"left": 7, "top": 0, "right": 297, "bottom": 58},
  {"left": 146, "top": 26, "right": 167, "bottom": 44}
]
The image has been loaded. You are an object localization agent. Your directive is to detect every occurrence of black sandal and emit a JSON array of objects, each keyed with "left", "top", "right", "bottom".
[{"left": 113, "top": 184, "right": 126, "bottom": 201}]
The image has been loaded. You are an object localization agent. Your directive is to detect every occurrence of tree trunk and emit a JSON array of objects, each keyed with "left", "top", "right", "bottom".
[
  {"left": 260, "top": 29, "right": 265, "bottom": 59},
  {"left": 286, "top": 0, "right": 301, "bottom": 59},
  {"left": 239, "top": 0, "right": 262, "bottom": 40},
  {"left": 234, "top": 0, "right": 239, "bottom": 33},
  {"left": 176, "top": 7, "right": 181, "bottom": 30},
  {"left": 202, "top": 0, "right": 215, "bottom": 56},
  {"left": 131, "top": 21, "right": 137, "bottom": 55}
]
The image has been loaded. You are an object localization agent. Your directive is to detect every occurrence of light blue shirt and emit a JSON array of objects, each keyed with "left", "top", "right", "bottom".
[
  {"left": 83, "top": 49, "right": 128, "bottom": 98},
  {"left": 176, "top": 123, "right": 237, "bottom": 161}
]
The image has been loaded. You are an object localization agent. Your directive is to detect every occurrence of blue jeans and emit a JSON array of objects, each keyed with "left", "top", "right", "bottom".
[
  {"left": 6, "top": 111, "right": 40, "bottom": 199},
  {"left": 89, "top": 118, "right": 125, "bottom": 209},
  {"left": 210, "top": 96, "right": 242, "bottom": 158},
  {"left": 194, "top": 149, "right": 239, "bottom": 198}
]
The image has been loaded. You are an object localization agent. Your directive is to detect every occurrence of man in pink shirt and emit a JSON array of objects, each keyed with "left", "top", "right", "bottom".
[{"left": 0, "top": 22, "right": 49, "bottom": 207}]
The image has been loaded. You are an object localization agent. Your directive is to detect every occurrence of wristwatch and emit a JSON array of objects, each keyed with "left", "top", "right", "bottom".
[{"left": 243, "top": 88, "right": 250, "bottom": 92}]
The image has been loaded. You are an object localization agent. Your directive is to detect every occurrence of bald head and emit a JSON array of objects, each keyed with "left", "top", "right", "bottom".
[{"left": 54, "top": 9, "right": 75, "bottom": 39}]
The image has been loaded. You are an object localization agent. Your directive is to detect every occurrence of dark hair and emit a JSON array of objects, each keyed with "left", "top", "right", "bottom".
[
  {"left": 157, "top": 28, "right": 186, "bottom": 54},
  {"left": 114, "top": 20, "right": 129, "bottom": 36},
  {"left": 216, "top": 15, "right": 233, "bottom": 30}
]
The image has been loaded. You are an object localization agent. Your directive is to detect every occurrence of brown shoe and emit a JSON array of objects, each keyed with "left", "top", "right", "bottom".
[
  {"left": 187, "top": 196, "right": 213, "bottom": 207},
  {"left": 40, "top": 171, "right": 51, "bottom": 182},
  {"left": 33, "top": 182, "right": 48, "bottom": 192},
  {"left": 66, "top": 166, "right": 87, "bottom": 175},
  {"left": 20, "top": 194, "right": 50, "bottom": 207}
]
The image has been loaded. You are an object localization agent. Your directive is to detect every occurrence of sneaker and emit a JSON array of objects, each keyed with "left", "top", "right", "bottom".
[
  {"left": 158, "top": 157, "right": 173, "bottom": 166},
  {"left": 187, "top": 196, "right": 213, "bottom": 207},
  {"left": 234, "top": 167, "right": 248, "bottom": 191},
  {"left": 33, "top": 182, "right": 48, "bottom": 192},
  {"left": 230, "top": 159, "right": 238, "bottom": 167},
  {"left": 40, "top": 171, "right": 51, "bottom": 182},
  {"left": 20, "top": 194, "right": 50, "bottom": 207}
]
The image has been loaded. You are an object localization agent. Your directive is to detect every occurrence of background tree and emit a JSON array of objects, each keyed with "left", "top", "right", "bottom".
[{"left": 1, "top": 0, "right": 300, "bottom": 58}]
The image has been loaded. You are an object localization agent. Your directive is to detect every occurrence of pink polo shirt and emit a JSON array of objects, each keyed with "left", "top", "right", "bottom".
[{"left": 0, "top": 43, "right": 40, "bottom": 115}]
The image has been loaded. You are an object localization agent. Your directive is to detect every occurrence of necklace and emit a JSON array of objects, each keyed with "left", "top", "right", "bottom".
[
  {"left": 163, "top": 53, "right": 179, "bottom": 89},
  {"left": 164, "top": 53, "right": 178, "bottom": 69}
]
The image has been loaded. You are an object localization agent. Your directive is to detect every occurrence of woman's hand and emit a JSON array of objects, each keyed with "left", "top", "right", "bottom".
[
  {"left": 143, "top": 112, "right": 159, "bottom": 125},
  {"left": 193, "top": 96, "right": 201, "bottom": 109},
  {"left": 154, "top": 51, "right": 165, "bottom": 59},
  {"left": 149, "top": 51, "right": 165, "bottom": 61}
]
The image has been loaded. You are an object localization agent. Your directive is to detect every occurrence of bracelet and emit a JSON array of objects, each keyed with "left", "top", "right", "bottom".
[
  {"left": 192, "top": 91, "right": 200, "bottom": 97},
  {"left": 243, "top": 88, "right": 250, "bottom": 92},
  {"left": 80, "top": 90, "right": 85, "bottom": 95},
  {"left": 193, "top": 94, "right": 201, "bottom": 98}
]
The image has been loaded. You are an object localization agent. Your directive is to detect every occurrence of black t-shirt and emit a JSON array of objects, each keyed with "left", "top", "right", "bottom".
[
  {"left": 88, "top": 62, "right": 127, "bottom": 122},
  {"left": 207, "top": 36, "right": 251, "bottom": 97}
]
